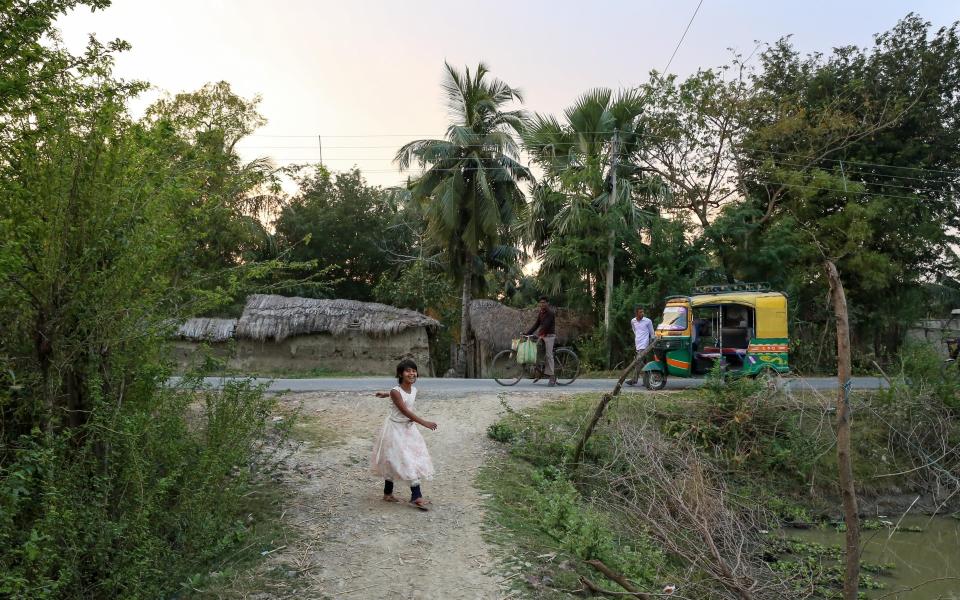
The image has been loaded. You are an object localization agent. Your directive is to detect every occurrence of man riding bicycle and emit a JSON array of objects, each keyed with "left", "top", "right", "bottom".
[{"left": 525, "top": 296, "right": 557, "bottom": 386}]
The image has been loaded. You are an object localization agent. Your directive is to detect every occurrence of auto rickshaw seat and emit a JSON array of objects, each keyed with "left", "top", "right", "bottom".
[{"left": 719, "top": 327, "right": 750, "bottom": 349}]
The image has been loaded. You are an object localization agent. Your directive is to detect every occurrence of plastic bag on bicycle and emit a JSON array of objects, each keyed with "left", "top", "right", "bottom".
[{"left": 516, "top": 339, "right": 537, "bottom": 364}]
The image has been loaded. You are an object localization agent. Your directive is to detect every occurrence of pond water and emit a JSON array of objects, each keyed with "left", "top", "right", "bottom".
[{"left": 788, "top": 515, "right": 960, "bottom": 599}]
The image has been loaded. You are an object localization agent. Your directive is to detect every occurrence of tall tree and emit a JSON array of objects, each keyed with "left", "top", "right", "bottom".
[
  {"left": 143, "top": 81, "right": 281, "bottom": 272},
  {"left": 0, "top": 0, "right": 126, "bottom": 130},
  {"left": 395, "top": 62, "right": 532, "bottom": 375},
  {"left": 273, "top": 166, "right": 400, "bottom": 300},
  {"left": 639, "top": 68, "right": 748, "bottom": 230},
  {"left": 523, "top": 89, "right": 652, "bottom": 364},
  {"left": 724, "top": 14, "right": 960, "bottom": 365}
]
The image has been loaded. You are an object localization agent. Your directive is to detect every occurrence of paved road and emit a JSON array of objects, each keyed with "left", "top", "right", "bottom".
[{"left": 170, "top": 375, "right": 885, "bottom": 394}]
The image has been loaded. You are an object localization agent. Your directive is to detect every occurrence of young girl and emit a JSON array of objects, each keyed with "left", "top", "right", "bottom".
[{"left": 370, "top": 359, "right": 437, "bottom": 510}]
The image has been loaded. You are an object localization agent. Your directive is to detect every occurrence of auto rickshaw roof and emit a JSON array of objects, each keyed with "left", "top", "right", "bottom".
[{"left": 688, "top": 291, "right": 786, "bottom": 308}]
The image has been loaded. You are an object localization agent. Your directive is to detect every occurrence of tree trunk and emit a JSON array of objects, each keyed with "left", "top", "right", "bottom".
[
  {"left": 605, "top": 133, "right": 619, "bottom": 369},
  {"left": 604, "top": 232, "right": 615, "bottom": 368},
  {"left": 825, "top": 259, "right": 860, "bottom": 600},
  {"left": 458, "top": 258, "right": 472, "bottom": 378}
]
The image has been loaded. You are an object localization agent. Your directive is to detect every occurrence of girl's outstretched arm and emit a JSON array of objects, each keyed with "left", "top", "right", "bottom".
[{"left": 389, "top": 390, "right": 437, "bottom": 430}]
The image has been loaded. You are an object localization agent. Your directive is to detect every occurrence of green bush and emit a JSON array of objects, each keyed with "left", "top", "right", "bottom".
[
  {"left": 894, "top": 342, "right": 960, "bottom": 411},
  {"left": 529, "top": 467, "right": 664, "bottom": 588},
  {"left": 0, "top": 46, "right": 296, "bottom": 597},
  {"left": 575, "top": 328, "right": 609, "bottom": 372},
  {"left": 658, "top": 365, "right": 821, "bottom": 481},
  {"left": 0, "top": 375, "right": 283, "bottom": 599},
  {"left": 486, "top": 421, "right": 516, "bottom": 443}
]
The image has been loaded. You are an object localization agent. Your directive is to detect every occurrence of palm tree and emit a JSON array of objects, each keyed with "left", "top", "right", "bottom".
[
  {"left": 523, "top": 89, "right": 651, "bottom": 365},
  {"left": 395, "top": 63, "right": 532, "bottom": 375}
]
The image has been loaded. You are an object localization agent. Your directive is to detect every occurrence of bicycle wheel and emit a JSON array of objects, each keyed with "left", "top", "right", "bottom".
[
  {"left": 492, "top": 349, "right": 524, "bottom": 386},
  {"left": 553, "top": 348, "right": 580, "bottom": 386}
]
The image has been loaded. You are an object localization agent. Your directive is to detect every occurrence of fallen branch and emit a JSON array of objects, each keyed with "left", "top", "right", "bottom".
[
  {"left": 873, "top": 576, "right": 960, "bottom": 600},
  {"left": 585, "top": 559, "right": 650, "bottom": 598},
  {"left": 580, "top": 576, "right": 640, "bottom": 597},
  {"left": 587, "top": 422, "right": 792, "bottom": 600},
  {"left": 572, "top": 346, "right": 654, "bottom": 466}
]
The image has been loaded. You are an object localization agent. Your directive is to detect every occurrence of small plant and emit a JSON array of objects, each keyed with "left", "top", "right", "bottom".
[{"left": 486, "top": 421, "right": 516, "bottom": 443}]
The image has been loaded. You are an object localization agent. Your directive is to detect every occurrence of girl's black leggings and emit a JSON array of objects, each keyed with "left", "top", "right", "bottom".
[{"left": 384, "top": 479, "right": 422, "bottom": 501}]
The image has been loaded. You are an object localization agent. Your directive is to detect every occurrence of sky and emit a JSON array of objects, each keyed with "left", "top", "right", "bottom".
[{"left": 56, "top": 0, "right": 959, "bottom": 188}]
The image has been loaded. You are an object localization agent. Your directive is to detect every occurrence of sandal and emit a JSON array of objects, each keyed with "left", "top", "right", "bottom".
[
  {"left": 410, "top": 498, "right": 430, "bottom": 511},
  {"left": 383, "top": 494, "right": 401, "bottom": 503}
]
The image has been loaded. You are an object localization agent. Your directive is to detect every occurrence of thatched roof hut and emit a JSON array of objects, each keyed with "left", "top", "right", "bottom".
[
  {"left": 468, "top": 299, "right": 593, "bottom": 351},
  {"left": 171, "top": 295, "right": 442, "bottom": 375},
  {"left": 235, "top": 294, "right": 441, "bottom": 342},
  {"left": 175, "top": 318, "right": 237, "bottom": 343}
]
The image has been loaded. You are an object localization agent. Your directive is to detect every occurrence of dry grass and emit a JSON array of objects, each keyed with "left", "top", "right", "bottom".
[
  {"left": 176, "top": 318, "right": 238, "bottom": 342},
  {"left": 237, "top": 294, "right": 441, "bottom": 342}
]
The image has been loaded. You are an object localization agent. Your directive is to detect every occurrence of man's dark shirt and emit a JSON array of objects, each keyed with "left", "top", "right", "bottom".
[{"left": 526, "top": 306, "right": 556, "bottom": 336}]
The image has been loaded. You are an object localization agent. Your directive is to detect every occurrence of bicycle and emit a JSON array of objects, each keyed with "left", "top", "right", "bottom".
[{"left": 491, "top": 334, "right": 581, "bottom": 386}]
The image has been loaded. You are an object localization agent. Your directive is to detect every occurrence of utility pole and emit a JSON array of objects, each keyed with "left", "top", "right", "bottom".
[{"left": 317, "top": 135, "right": 323, "bottom": 167}]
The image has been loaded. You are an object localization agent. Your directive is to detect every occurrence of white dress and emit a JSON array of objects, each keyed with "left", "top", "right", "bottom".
[{"left": 370, "top": 385, "right": 435, "bottom": 482}]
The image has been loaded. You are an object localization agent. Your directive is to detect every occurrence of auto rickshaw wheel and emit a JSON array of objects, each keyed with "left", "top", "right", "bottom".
[{"left": 643, "top": 370, "right": 667, "bottom": 391}]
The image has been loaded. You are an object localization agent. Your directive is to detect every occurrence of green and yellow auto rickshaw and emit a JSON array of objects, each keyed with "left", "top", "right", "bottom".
[{"left": 641, "top": 284, "right": 790, "bottom": 390}]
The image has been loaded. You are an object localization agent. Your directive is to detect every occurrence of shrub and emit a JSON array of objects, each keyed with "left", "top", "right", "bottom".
[
  {"left": 486, "top": 421, "right": 516, "bottom": 443},
  {"left": 529, "top": 467, "right": 664, "bottom": 588},
  {"left": 894, "top": 342, "right": 960, "bottom": 411},
  {"left": 658, "top": 364, "right": 822, "bottom": 481},
  {"left": 575, "top": 328, "right": 609, "bottom": 372},
  {"left": 0, "top": 374, "right": 284, "bottom": 599},
  {"left": 866, "top": 343, "right": 960, "bottom": 493}
]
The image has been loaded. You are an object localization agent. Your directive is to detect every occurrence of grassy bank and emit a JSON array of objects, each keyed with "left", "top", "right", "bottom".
[{"left": 478, "top": 362, "right": 959, "bottom": 598}]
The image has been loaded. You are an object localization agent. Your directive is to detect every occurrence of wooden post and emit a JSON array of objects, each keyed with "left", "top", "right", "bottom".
[{"left": 825, "top": 259, "right": 860, "bottom": 600}]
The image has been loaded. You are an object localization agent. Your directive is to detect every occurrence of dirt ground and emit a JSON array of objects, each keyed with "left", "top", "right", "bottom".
[{"left": 234, "top": 388, "right": 558, "bottom": 600}]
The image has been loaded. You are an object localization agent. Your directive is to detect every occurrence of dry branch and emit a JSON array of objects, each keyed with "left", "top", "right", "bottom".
[
  {"left": 572, "top": 346, "right": 654, "bottom": 465},
  {"left": 585, "top": 417, "right": 795, "bottom": 600},
  {"left": 585, "top": 560, "right": 649, "bottom": 598}
]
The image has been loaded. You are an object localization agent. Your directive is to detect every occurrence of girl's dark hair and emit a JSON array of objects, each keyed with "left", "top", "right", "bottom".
[{"left": 396, "top": 359, "right": 418, "bottom": 383}]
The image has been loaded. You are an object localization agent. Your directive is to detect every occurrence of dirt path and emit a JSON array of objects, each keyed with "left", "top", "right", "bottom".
[{"left": 242, "top": 389, "right": 555, "bottom": 600}]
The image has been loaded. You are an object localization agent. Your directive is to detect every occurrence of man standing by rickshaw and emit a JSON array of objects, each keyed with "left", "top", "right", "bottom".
[{"left": 626, "top": 305, "right": 655, "bottom": 386}]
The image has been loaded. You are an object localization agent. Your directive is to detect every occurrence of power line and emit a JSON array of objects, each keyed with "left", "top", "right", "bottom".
[
  {"left": 662, "top": 0, "right": 705, "bottom": 76},
  {"left": 258, "top": 156, "right": 955, "bottom": 196},
  {"left": 264, "top": 160, "right": 955, "bottom": 202},
  {"left": 236, "top": 133, "right": 960, "bottom": 177},
  {"left": 245, "top": 154, "right": 960, "bottom": 193}
]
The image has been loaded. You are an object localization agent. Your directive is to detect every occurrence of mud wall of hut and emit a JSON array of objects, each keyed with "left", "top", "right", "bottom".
[
  {"left": 171, "top": 328, "right": 433, "bottom": 375},
  {"left": 905, "top": 318, "right": 957, "bottom": 358}
]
